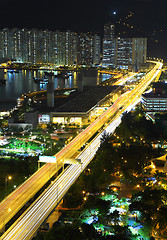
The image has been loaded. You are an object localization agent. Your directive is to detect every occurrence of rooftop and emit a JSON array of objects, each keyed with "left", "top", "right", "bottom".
[
  {"left": 142, "top": 93, "right": 167, "bottom": 99},
  {"left": 55, "top": 86, "right": 119, "bottom": 113}
]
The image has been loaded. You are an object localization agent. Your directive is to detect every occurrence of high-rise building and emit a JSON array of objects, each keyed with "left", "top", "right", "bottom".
[
  {"left": 93, "top": 34, "right": 101, "bottom": 66},
  {"left": 76, "top": 33, "right": 93, "bottom": 66},
  {"left": 0, "top": 28, "right": 100, "bottom": 67},
  {"left": 51, "top": 30, "right": 58, "bottom": 65},
  {"left": 57, "top": 31, "right": 77, "bottom": 66},
  {"left": 132, "top": 38, "right": 147, "bottom": 69},
  {"left": 115, "top": 37, "right": 147, "bottom": 70},
  {"left": 0, "top": 28, "right": 13, "bottom": 59},
  {"left": 102, "top": 23, "right": 115, "bottom": 67},
  {"left": 115, "top": 37, "right": 133, "bottom": 69},
  {"left": 76, "top": 33, "right": 101, "bottom": 66},
  {"left": 102, "top": 23, "right": 147, "bottom": 70}
]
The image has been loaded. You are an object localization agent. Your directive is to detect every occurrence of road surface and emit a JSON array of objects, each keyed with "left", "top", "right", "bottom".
[{"left": 0, "top": 61, "right": 163, "bottom": 236}]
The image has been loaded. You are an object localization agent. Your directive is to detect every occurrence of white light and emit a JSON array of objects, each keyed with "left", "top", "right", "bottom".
[{"left": 39, "top": 156, "right": 57, "bottom": 163}]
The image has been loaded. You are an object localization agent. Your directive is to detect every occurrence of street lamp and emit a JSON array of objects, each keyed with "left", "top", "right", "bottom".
[{"left": 5, "top": 175, "right": 12, "bottom": 187}]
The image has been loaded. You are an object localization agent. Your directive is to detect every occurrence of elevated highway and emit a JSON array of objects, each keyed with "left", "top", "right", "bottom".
[
  {"left": 0, "top": 61, "right": 163, "bottom": 238},
  {"left": 1, "top": 117, "right": 121, "bottom": 240}
]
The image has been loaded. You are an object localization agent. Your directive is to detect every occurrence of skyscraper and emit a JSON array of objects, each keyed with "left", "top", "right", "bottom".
[
  {"left": 102, "top": 23, "right": 147, "bottom": 70},
  {"left": 76, "top": 33, "right": 101, "bottom": 66},
  {"left": 115, "top": 37, "right": 147, "bottom": 70},
  {"left": 93, "top": 34, "right": 101, "bottom": 66},
  {"left": 57, "top": 31, "right": 77, "bottom": 66},
  {"left": 132, "top": 38, "right": 147, "bottom": 70},
  {"left": 115, "top": 37, "right": 133, "bottom": 69},
  {"left": 102, "top": 23, "right": 115, "bottom": 67},
  {"left": 76, "top": 33, "right": 93, "bottom": 66}
]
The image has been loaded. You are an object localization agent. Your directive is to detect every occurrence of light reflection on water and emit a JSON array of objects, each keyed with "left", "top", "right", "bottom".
[{"left": 0, "top": 70, "right": 111, "bottom": 111}]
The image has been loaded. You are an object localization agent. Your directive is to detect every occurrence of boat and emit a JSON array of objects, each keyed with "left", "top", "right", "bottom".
[
  {"left": 33, "top": 77, "right": 48, "bottom": 83},
  {"left": 54, "top": 72, "right": 69, "bottom": 79},
  {"left": 7, "top": 69, "right": 19, "bottom": 73},
  {"left": 44, "top": 71, "right": 54, "bottom": 76}
]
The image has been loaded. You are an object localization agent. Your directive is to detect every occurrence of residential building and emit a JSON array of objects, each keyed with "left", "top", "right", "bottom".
[
  {"left": 142, "top": 82, "right": 167, "bottom": 113},
  {"left": 102, "top": 23, "right": 147, "bottom": 70},
  {"left": 76, "top": 32, "right": 100, "bottom": 66},
  {"left": 115, "top": 37, "right": 132, "bottom": 69},
  {"left": 102, "top": 23, "right": 115, "bottom": 67},
  {"left": 93, "top": 34, "right": 101, "bottom": 66},
  {"left": 0, "top": 28, "right": 100, "bottom": 67},
  {"left": 115, "top": 37, "right": 147, "bottom": 70}
]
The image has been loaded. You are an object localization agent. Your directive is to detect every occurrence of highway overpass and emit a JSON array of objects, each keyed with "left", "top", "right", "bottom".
[{"left": 0, "top": 61, "right": 163, "bottom": 239}]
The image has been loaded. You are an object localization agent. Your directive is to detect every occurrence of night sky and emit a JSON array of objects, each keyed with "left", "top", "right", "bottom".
[{"left": 0, "top": 0, "right": 167, "bottom": 60}]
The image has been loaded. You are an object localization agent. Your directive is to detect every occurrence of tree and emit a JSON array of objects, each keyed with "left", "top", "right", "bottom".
[
  {"left": 47, "top": 123, "right": 55, "bottom": 133},
  {"left": 81, "top": 223, "right": 99, "bottom": 240},
  {"left": 108, "top": 210, "right": 120, "bottom": 226},
  {"left": 110, "top": 225, "right": 136, "bottom": 240},
  {"left": 47, "top": 223, "right": 83, "bottom": 240},
  {"left": 129, "top": 187, "right": 167, "bottom": 239},
  {"left": 63, "top": 182, "right": 83, "bottom": 208},
  {"left": 34, "top": 231, "right": 45, "bottom": 240},
  {"left": 100, "top": 131, "right": 110, "bottom": 146}
]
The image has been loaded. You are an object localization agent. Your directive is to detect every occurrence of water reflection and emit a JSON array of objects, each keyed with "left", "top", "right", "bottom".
[{"left": 0, "top": 70, "right": 111, "bottom": 110}]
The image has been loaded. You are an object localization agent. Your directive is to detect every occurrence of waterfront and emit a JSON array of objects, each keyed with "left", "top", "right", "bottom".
[{"left": 0, "top": 70, "right": 112, "bottom": 111}]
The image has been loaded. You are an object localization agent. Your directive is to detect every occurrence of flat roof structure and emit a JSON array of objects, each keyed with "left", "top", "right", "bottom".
[
  {"left": 142, "top": 93, "right": 167, "bottom": 99},
  {"left": 55, "top": 86, "right": 120, "bottom": 113},
  {"left": 24, "top": 86, "right": 123, "bottom": 126}
]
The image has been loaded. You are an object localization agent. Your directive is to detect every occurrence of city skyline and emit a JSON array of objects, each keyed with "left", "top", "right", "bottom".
[
  {"left": 0, "top": 26, "right": 146, "bottom": 70},
  {"left": 0, "top": 0, "right": 167, "bottom": 238},
  {"left": 0, "top": 0, "right": 166, "bottom": 59},
  {"left": 0, "top": 28, "right": 101, "bottom": 66}
]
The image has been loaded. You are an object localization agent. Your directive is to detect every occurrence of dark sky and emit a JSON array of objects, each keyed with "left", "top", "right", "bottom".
[{"left": 0, "top": 0, "right": 167, "bottom": 59}]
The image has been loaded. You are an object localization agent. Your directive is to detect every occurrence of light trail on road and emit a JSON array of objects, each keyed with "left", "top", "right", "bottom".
[
  {"left": 0, "top": 61, "right": 163, "bottom": 238},
  {"left": 1, "top": 116, "right": 122, "bottom": 240}
]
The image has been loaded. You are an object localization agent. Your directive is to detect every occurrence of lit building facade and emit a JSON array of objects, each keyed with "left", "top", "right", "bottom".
[
  {"left": 93, "top": 34, "right": 101, "bottom": 66},
  {"left": 57, "top": 31, "right": 77, "bottom": 66},
  {"left": 115, "top": 37, "right": 147, "bottom": 70},
  {"left": 0, "top": 28, "right": 100, "bottom": 67},
  {"left": 102, "top": 23, "right": 115, "bottom": 67},
  {"left": 142, "top": 94, "right": 167, "bottom": 113},
  {"left": 76, "top": 33, "right": 101, "bottom": 66},
  {"left": 102, "top": 23, "right": 147, "bottom": 69},
  {"left": 142, "top": 82, "right": 167, "bottom": 113},
  {"left": 114, "top": 37, "right": 147, "bottom": 70},
  {"left": 115, "top": 38, "right": 133, "bottom": 69},
  {"left": 132, "top": 38, "right": 147, "bottom": 69}
]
